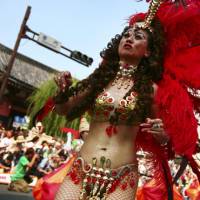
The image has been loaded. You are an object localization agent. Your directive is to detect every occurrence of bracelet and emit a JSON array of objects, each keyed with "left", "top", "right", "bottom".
[
  {"left": 160, "top": 139, "right": 170, "bottom": 147},
  {"left": 52, "top": 90, "right": 69, "bottom": 104}
]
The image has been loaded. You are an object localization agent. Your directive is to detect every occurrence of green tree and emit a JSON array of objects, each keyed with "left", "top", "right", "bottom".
[{"left": 27, "top": 77, "right": 81, "bottom": 138}]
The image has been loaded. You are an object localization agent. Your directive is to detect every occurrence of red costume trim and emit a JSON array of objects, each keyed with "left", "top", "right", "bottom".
[{"left": 34, "top": 97, "right": 55, "bottom": 123}]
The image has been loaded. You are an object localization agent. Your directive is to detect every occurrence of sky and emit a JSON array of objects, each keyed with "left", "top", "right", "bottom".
[{"left": 0, "top": 0, "right": 148, "bottom": 80}]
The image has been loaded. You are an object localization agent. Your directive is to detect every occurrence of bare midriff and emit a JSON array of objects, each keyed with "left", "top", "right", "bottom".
[{"left": 80, "top": 121, "right": 139, "bottom": 169}]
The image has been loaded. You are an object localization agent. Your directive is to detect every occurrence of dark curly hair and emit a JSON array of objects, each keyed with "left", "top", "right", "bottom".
[{"left": 65, "top": 18, "right": 165, "bottom": 124}]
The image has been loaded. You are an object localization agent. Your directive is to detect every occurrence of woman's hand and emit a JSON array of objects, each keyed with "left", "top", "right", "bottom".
[
  {"left": 140, "top": 118, "right": 169, "bottom": 145},
  {"left": 54, "top": 71, "right": 72, "bottom": 92}
]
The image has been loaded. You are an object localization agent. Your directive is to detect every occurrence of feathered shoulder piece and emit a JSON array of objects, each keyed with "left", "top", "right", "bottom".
[
  {"left": 154, "top": 0, "right": 200, "bottom": 157},
  {"left": 157, "top": 0, "right": 200, "bottom": 89},
  {"left": 134, "top": 0, "right": 200, "bottom": 157}
]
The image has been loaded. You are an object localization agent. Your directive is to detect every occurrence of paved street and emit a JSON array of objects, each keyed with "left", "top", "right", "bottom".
[{"left": 0, "top": 184, "right": 34, "bottom": 200}]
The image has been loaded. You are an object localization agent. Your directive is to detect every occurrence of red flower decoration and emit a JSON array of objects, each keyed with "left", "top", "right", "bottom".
[
  {"left": 107, "top": 97, "right": 114, "bottom": 103},
  {"left": 103, "top": 92, "right": 109, "bottom": 97},
  {"left": 119, "top": 99, "right": 127, "bottom": 107},
  {"left": 131, "top": 91, "right": 138, "bottom": 97},
  {"left": 126, "top": 96, "right": 133, "bottom": 101},
  {"left": 130, "top": 179, "right": 135, "bottom": 188},
  {"left": 120, "top": 182, "right": 128, "bottom": 190}
]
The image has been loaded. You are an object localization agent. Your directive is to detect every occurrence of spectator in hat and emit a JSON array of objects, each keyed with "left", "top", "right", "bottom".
[
  {"left": 0, "top": 130, "right": 14, "bottom": 148},
  {"left": 79, "top": 117, "right": 90, "bottom": 140},
  {"left": 25, "top": 136, "right": 40, "bottom": 149},
  {"left": 70, "top": 117, "right": 90, "bottom": 153},
  {"left": 29, "top": 121, "right": 44, "bottom": 137}
]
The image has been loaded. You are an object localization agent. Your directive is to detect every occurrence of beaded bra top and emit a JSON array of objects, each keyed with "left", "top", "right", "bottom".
[
  {"left": 92, "top": 89, "right": 138, "bottom": 124},
  {"left": 91, "top": 64, "right": 138, "bottom": 126}
]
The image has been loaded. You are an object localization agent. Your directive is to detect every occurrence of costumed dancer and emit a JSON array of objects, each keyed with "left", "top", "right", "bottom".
[{"left": 33, "top": 0, "right": 200, "bottom": 199}]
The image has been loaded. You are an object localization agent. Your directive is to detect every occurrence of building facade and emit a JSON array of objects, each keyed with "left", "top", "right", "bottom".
[{"left": 0, "top": 43, "right": 58, "bottom": 128}]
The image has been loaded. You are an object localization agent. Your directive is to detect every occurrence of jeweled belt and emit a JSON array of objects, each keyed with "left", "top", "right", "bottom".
[{"left": 67, "top": 156, "right": 138, "bottom": 200}]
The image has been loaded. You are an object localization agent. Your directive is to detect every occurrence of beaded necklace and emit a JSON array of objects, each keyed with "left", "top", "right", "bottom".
[{"left": 111, "top": 64, "right": 138, "bottom": 90}]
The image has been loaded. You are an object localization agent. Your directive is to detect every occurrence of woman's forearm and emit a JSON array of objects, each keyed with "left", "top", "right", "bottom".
[{"left": 54, "top": 89, "right": 91, "bottom": 116}]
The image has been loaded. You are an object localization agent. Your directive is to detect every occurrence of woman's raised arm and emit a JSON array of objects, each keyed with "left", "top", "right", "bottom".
[{"left": 54, "top": 89, "right": 91, "bottom": 116}]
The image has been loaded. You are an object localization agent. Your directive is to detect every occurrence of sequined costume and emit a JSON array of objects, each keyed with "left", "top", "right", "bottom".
[{"left": 33, "top": 1, "right": 200, "bottom": 200}]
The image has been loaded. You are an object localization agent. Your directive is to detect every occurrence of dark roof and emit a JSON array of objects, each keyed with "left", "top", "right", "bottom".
[{"left": 0, "top": 43, "right": 59, "bottom": 88}]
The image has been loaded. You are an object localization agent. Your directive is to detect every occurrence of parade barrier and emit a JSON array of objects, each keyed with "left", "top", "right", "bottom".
[{"left": 0, "top": 173, "right": 38, "bottom": 187}]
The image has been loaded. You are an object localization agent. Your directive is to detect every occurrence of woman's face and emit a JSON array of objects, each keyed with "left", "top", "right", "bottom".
[{"left": 118, "top": 23, "right": 150, "bottom": 64}]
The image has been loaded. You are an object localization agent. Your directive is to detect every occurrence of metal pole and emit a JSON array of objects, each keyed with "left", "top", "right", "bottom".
[{"left": 0, "top": 6, "right": 31, "bottom": 102}]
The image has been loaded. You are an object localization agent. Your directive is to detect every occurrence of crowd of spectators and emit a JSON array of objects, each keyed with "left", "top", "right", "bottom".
[
  {"left": 0, "top": 122, "right": 70, "bottom": 176},
  {"left": 0, "top": 120, "right": 87, "bottom": 192}
]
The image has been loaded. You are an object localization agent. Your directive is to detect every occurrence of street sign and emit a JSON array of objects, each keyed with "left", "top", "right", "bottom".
[{"left": 37, "top": 33, "right": 61, "bottom": 52}]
